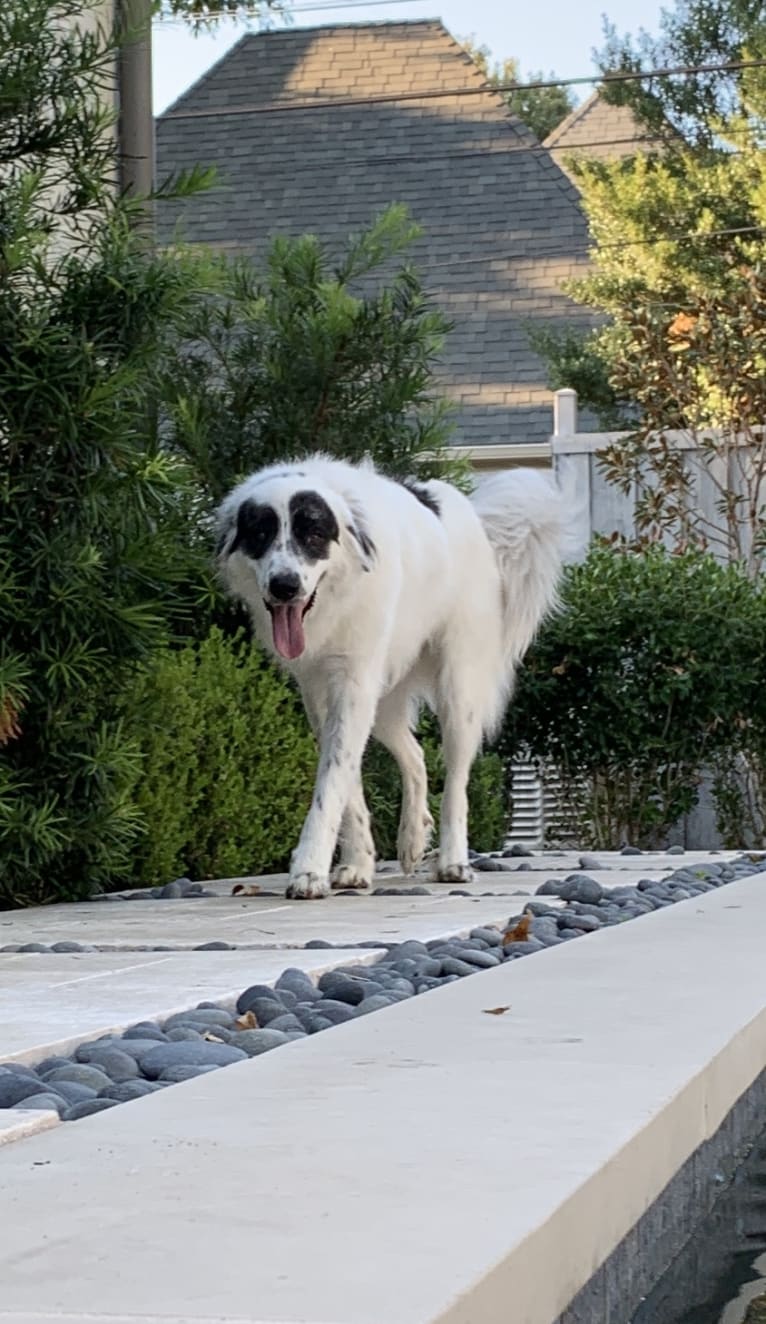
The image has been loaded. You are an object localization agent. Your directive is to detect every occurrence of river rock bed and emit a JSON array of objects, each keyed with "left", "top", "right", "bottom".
[{"left": 1, "top": 854, "right": 764, "bottom": 1122}]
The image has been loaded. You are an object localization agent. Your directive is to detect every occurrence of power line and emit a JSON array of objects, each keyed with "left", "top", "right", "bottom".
[
  {"left": 160, "top": 0, "right": 424, "bottom": 18},
  {"left": 197, "top": 223, "right": 766, "bottom": 272},
  {"left": 204, "top": 125, "right": 760, "bottom": 175},
  {"left": 421, "top": 224, "right": 766, "bottom": 276},
  {"left": 288, "top": 0, "right": 423, "bottom": 10},
  {"left": 163, "top": 56, "right": 766, "bottom": 120}
]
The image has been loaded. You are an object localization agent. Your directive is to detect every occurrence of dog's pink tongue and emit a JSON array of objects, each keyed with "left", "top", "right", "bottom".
[{"left": 271, "top": 603, "right": 306, "bottom": 660}]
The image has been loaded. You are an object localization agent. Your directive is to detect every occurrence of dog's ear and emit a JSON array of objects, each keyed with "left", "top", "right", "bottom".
[
  {"left": 214, "top": 513, "right": 236, "bottom": 559},
  {"left": 345, "top": 500, "right": 376, "bottom": 572}
]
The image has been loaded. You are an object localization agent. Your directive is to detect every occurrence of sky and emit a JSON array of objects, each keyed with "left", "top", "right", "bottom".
[{"left": 152, "top": 0, "right": 667, "bottom": 114}]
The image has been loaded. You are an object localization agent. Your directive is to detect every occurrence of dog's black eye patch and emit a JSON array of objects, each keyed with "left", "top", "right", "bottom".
[
  {"left": 289, "top": 491, "right": 339, "bottom": 561},
  {"left": 228, "top": 500, "right": 279, "bottom": 560},
  {"left": 401, "top": 480, "right": 441, "bottom": 518},
  {"left": 348, "top": 522, "right": 376, "bottom": 564}
]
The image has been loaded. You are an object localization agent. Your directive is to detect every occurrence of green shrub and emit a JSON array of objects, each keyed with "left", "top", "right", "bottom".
[
  {"left": 363, "top": 715, "right": 509, "bottom": 859},
  {"left": 124, "top": 629, "right": 317, "bottom": 885},
  {"left": 0, "top": 0, "right": 214, "bottom": 907},
  {"left": 125, "top": 638, "right": 509, "bottom": 886},
  {"left": 161, "top": 205, "right": 467, "bottom": 506},
  {"left": 496, "top": 541, "right": 762, "bottom": 849}
]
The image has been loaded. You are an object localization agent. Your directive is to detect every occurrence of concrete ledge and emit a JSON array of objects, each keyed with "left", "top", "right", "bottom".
[
  {"left": 558, "top": 1064, "right": 766, "bottom": 1323},
  {"left": 0, "top": 877, "right": 765, "bottom": 1322},
  {"left": 0, "top": 1108, "right": 59, "bottom": 1146}
]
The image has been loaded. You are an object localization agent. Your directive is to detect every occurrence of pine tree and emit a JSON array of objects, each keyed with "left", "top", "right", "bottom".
[
  {"left": 161, "top": 206, "right": 459, "bottom": 503},
  {"left": 0, "top": 0, "right": 207, "bottom": 904}
]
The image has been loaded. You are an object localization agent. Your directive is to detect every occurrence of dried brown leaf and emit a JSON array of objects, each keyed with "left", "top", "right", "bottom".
[
  {"left": 482, "top": 1006, "right": 511, "bottom": 1016},
  {"left": 0, "top": 696, "right": 22, "bottom": 746},
  {"left": 234, "top": 1010, "right": 258, "bottom": 1030},
  {"left": 503, "top": 913, "right": 531, "bottom": 944},
  {"left": 667, "top": 311, "right": 697, "bottom": 340}
]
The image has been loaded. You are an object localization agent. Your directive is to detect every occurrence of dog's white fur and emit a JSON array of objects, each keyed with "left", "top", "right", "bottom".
[{"left": 216, "top": 455, "right": 565, "bottom": 899}]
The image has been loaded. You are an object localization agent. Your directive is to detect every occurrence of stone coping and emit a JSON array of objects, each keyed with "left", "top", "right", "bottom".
[
  {"left": 0, "top": 948, "right": 376, "bottom": 1068},
  {"left": 0, "top": 874, "right": 765, "bottom": 1322}
]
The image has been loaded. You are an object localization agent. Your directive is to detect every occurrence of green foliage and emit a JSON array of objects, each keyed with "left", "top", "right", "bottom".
[
  {"left": 531, "top": 0, "right": 766, "bottom": 460},
  {"left": 527, "top": 324, "right": 629, "bottom": 428},
  {"left": 560, "top": 136, "right": 766, "bottom": 564},
  {"left": 364, "top": 715, "right": 508, "bottom": 859},
  {"left": 154, "top": 0, "right": 283, "bottom": 29},
  {"left": 0, "top": 0, "right": 211, "bottom": 906},
  {"left": 162, "top": 206, "right": 463, "bottom": 505},
  {"left": 461, "top": 38, "right": 576, "bottom": 141},
  {"left": 0, "top": 0, "right": 116, "bottom": 213},
  {"left": 496, "top": 542, "right": 762, "bottom": 848},
  {"left": 529, "top": 0, "right": 766, "bottom": 561},
  {"left": 507, "top": 78, "right": 577, "bottom": 144},
  {"left": 125, "top": 635, "right": 508, "bottom": 885},
  {"left": 464, "top": 751, "right": 508, "bottom": 853},
  {"left": 596, "top": 0, "right": 766, "bottom": 148},
  {"left": 124, "top": 630, "right": 316, "bottom": 884}
]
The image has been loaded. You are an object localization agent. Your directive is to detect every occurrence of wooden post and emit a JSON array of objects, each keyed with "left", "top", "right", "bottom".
[{"left": 117, "top": 0, "right": 154, "bottom": 232}]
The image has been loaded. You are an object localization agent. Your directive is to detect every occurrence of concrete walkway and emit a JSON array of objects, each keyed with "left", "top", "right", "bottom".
[
  {"left": 0, "top": 851, "right": 746, "bottom": 1070},
  {"left": 0, "top": 857, "right": 763, "bottom": 1324},
  {"left": 1, "top": 851, "right": 763, "bottom": 1324}
]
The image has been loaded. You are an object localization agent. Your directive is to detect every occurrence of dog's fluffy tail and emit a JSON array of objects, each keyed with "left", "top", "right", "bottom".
[{"left": 470, "top": 468, "right": 568, "bottom": 668}]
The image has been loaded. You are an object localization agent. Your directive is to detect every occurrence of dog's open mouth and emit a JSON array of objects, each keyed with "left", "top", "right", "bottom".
[{"left": 266, "top": 590, "right": 316, "bottom": 661}]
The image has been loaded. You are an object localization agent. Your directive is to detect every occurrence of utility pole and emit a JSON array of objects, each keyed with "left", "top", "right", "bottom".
[{"left": 117, "top": 0, "right": 155, "bottom": 232}]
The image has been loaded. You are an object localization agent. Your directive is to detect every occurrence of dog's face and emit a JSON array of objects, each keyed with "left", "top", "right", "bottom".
[{"left": 217, "top": 472, "right": 374, "bottom": 661}]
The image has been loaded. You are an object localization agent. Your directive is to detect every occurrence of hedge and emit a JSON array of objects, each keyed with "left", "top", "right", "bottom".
[
  {"left": 124, "top": 630, "right": 509, "bottom": 887},
  {"left": 496, "top": 541, "right": 764, "bottom": 849}
]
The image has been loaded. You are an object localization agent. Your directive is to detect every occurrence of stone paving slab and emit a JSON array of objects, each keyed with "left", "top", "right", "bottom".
[
  {"left": 197, "top": 868, "right": 675, "bottom": 899},
  {"left": 2, "top": 850, "right": 741, "bottom": 952},
  {"left": 0, "top": 892, "right": 530, "bottom": 950},
  {"left": 197, "top": 850, "right": 749, "bottom": 891},
  {"left": 0, "top": 949, "right": 373, "bottom": 1066},
  {"left": 0, "top": 876, "right": 764, "bottom": 1324}
]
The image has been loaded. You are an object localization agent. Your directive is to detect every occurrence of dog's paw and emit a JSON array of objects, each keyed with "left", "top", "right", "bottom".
[
  {"left": 331, "top": 865, "right": 373, "bottom": 892},
  {"left": 435, "top": 862, "right": 475, "bottom": 885},
  {"left": 397, "top": 809, "right": 434, "bottom": 875},
  {"left": 286, "top": 872, "right": 330, "bottom": 900}
]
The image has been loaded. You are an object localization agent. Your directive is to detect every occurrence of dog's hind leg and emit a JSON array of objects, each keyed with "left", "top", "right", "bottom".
[
  {"left": 373, "top": 686, "right": 433, "bottom": 875},
  {"left": 332, "top": 780, "right": 376, "bottom": 892},
  {"left": 433, "top": 670, "right": 484, "bottom": 884}
]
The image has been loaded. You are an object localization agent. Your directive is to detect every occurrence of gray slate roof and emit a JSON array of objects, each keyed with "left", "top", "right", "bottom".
[
  {"left": 156, "top": 19, "right": 595, "bottom": 446},
  {"left": 544, "top": 91, "right": 661, "bottom": 181}
]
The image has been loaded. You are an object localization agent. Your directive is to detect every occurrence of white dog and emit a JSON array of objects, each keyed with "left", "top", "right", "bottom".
[{"left": 216, "top": 455, "right": 564, "bottom": 899}]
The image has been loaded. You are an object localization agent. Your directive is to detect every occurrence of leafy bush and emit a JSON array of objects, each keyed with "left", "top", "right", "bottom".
[
  {"left": 496, "top": 541, "right": 762, "bottom": 848},
  {"left": 124, "top": 630, "right": 317, "bottom": 885},
  {"left": 161, "top": 205, "right": 465, "bottom": 505},
  {"left": 363, "top": 716, "right": 508, "bottom": 859},
  {"left": 124, "top": 638, "right": 508, "bottom": 886},
  {"left": 0, "top": 0, "right": 212, "bottom": 907}
]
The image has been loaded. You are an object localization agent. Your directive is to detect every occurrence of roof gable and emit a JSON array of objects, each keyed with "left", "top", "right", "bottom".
[
  {"left": 164, "top": 21, "right": 493, "bottom": 115},
  {"left": 544, "top": 90, "right": 660, "bottom": 161},
  {"left": 157, "top": 21, "right": 595, "bottom": 445}
]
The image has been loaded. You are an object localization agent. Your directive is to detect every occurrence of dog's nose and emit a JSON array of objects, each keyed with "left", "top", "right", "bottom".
[{"left": 268, "top": 572, "right": 302, "bottom": 603}]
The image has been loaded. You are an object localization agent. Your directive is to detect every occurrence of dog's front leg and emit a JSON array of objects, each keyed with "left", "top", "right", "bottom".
[{"left": 287, "top": 671, "right": 379, "bottom": 900}]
